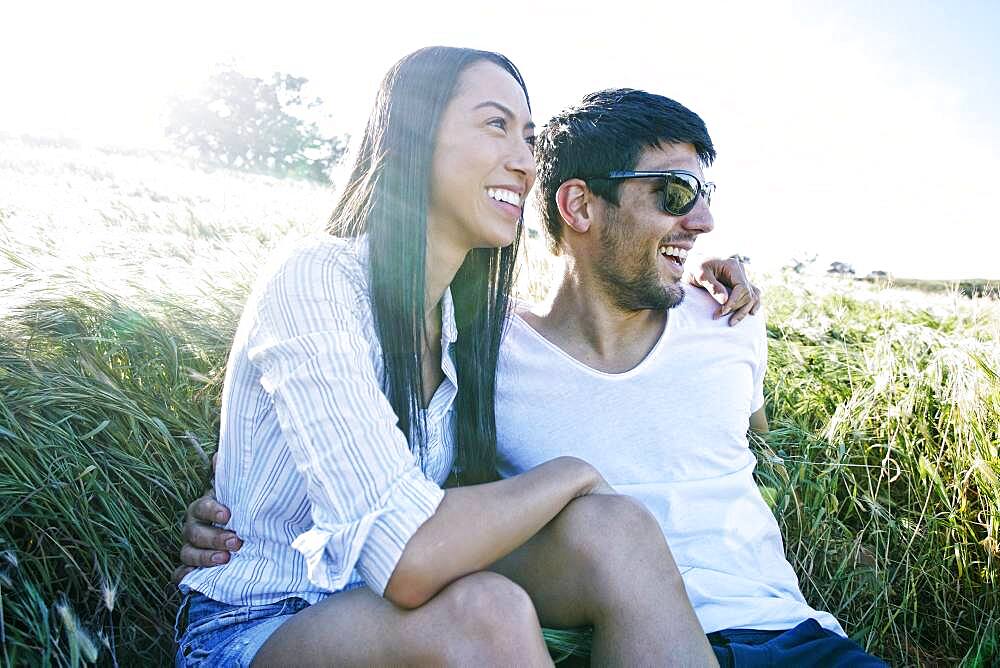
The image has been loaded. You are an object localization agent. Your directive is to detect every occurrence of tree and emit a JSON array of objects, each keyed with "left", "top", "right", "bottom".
[
  {"left": 785, "top": 253, "right": 817, "bottom": 274},
  {"left": 166, "top": 69, "right": 346, "bottom": 184},
  {"left": 827, "top": 261, "right": 856, "bottom": 275}
]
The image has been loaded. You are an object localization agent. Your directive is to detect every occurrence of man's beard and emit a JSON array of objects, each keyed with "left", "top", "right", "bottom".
[{"left": 595, "top": 206, "right": 685, "bottom": 312}]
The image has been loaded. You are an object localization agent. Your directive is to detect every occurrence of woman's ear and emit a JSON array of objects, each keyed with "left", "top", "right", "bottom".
[{"left": 555, "top": 179, "right": 594, "bottom": 234}]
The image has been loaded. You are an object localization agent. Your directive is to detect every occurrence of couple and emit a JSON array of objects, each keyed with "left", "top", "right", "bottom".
[{"left": 174, "top": 46, "right": 884, "bottom": 666}]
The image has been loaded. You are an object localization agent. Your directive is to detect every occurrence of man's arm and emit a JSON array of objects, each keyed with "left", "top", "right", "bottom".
[{"left": 750, "top": 406, "right": 769, "bottom": 434}]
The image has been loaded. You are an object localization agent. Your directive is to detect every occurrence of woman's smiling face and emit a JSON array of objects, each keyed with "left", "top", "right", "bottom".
[{"left": 427, "top": 60, "right": 536, "bottom": 253}]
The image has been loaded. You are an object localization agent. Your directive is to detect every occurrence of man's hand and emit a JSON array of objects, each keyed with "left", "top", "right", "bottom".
[
  {"left": 689, "top": 256, "right": 761, "bottom": 326},
  {"left": 170, "top": 490, "right": 243, "bottom": 585}
]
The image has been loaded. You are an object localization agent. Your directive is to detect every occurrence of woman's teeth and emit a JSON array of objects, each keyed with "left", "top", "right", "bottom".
[
  {"left": 659, "top": 245, "right": 689, "bottom": 264},
  {"left": 487, "top": 188, "right": 521, "bottom": 206}
]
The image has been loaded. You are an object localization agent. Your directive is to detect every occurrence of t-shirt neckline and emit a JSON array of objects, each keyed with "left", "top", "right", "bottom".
[{"left": 511, "top": 308, "right": 675, "bottom": 380}]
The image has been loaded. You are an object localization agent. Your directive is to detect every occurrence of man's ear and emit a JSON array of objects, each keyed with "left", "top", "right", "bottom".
[{"left": 555, "top": 179, "right": 594, "bottom": 234}]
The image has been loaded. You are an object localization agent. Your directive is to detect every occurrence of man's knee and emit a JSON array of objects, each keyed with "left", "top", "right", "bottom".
[
  {"left": 550, "top": 495, "right": 686, "bottom": 622},
  {"left": 559, "top": 494, "right": 664, "bottom": 556},
  {"left": 558, "top": 495, "right": 683, "bottom": 588}
]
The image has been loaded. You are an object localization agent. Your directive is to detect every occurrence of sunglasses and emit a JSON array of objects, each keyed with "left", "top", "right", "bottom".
[{"left": 586, "top": 170, "right": 715, "bottom": 216}]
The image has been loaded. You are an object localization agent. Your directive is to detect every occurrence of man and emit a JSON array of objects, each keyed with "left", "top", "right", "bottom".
[
  {"left": 492, "top": 89, "right": 882, "bottom": 666},
  {"left": 180, "top": 89, "right": 884, "bottom": 665}
]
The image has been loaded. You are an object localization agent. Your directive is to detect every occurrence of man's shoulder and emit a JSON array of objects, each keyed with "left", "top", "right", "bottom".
[
  {"left": 676, "top": 284, "right": 731, "bottom": 328},
  {"left": 679, "top": 283, "right": 724, "bottom": 315},
  {"left": 676, "top": 285, "right": 767, "bottom": 339}
]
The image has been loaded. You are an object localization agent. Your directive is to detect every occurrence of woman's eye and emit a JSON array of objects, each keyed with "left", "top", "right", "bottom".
[
  {"left": 525, "top": 135, "right": 536, "bottom": 148},
  {"left": 487, "top": 117, "right": 508, "bottom": 131}
]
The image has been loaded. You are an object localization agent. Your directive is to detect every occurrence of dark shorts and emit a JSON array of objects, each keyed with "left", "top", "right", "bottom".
[
  {"left": 174, "top": 592, "right": 310, "bottom": 667},
  {"left": 708, "top": 619, "right": 888, "bottom": 667}
]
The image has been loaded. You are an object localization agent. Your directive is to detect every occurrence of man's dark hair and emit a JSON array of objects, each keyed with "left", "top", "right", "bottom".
[{"left": 534, "top": 88, "right": 716, "bottom": 253}]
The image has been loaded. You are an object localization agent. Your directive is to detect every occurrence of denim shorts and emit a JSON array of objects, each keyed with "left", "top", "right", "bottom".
[{"left": 174, "top": 592, "right": 310, "bottom": 667}]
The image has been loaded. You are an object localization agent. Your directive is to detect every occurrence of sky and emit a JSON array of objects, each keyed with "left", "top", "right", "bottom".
[{"left": 3, "top": 0, "right": 999, "bottom": 279}]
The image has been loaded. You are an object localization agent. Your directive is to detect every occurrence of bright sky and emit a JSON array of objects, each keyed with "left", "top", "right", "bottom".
[{"left": 3, "top": 0, "right": 999, "bottom": 279}]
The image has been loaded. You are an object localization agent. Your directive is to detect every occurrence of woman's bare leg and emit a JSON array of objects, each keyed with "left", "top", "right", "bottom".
[
  {"left": 252, "top": 571, "right": 553, "bottom": 667},
  {"left": 492, "top": 494, "right": 716, "bottom": 667}
]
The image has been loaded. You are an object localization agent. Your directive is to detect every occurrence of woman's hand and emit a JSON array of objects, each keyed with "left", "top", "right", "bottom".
[
  {"left": 688, "top": 256, "right": 761, "bottom": 326},
  {"left": 171, "top": 489, "right": 243, "bottom": 584}
]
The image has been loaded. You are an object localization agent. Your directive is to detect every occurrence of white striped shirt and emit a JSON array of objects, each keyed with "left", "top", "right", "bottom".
[{"left": 181, "top": 235, "right": 457, "bottom": 606}]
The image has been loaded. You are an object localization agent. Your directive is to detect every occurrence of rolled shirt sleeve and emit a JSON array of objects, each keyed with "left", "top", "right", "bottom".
[{"left": 246, "top": 244, "right": 444, "bottom": 596}]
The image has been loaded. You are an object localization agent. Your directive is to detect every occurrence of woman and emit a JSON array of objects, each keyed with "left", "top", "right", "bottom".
[{"left": 176, "top": 47, "right": 720, "bottom": 666}]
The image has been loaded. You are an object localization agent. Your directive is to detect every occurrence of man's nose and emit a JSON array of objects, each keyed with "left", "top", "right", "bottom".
[{"left": 681, "top": 198, "right": 714, "bottom": 234}]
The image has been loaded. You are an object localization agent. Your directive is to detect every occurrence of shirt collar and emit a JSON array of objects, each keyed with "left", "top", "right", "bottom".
[{"left": 440, "top": 286, "right": 458, "bottom": 346}]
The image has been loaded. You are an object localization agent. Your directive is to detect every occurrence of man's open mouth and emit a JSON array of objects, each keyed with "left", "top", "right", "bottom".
[{"left": 658, "top": 245, "right": 688, "bottom": 266}]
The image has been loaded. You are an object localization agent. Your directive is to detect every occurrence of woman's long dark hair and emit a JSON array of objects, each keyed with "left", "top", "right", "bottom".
[{"left": 328, "top": 46, "right": 529, "bottom": 484}]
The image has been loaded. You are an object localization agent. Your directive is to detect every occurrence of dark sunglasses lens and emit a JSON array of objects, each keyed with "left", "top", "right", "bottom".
[{"left": 662, "top": 174, "right": 699, "bottom": 215}]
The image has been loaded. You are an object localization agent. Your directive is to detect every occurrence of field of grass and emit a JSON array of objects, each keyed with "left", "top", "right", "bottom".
[
  {"left": 2, "top": 136, "right": 998, "bottom": 666},
  {"left": 859, "top": 276, "right": 1000, "bottom": 300}
]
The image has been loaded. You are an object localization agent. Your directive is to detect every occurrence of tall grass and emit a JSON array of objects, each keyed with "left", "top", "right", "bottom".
[
  {"left": 2, "top": 138, "right": 998, "bottom": 665},
  {"left": 0, "top": 272, "right": 230, "bottom": 663},
  {"left": 758, "top": 281, "right": 1000, "bottom": 665}
]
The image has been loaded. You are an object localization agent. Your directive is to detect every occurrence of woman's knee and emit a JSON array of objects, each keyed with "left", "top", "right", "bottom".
[
  {"left": 381, "top": 573, "right": 548, "bottom": 666},
  {"left": 435, "top": 572, "right": 545, "bottom": 660},
  {"left": 444, "top": 571, "right": 539, "bottom": 631}
]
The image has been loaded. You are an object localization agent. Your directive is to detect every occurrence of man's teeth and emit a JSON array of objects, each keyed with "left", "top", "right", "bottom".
[
  {"left": 658, "top": 245, "right": 689, "bottom": 263},
  {"left": 487, "top": 188, "right": 521, "bottom": 206}
]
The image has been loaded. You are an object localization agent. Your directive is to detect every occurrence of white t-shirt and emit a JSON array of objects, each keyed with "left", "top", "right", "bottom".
[{"left": 495, "top": 286, "right": 844, "bottom": 635}]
